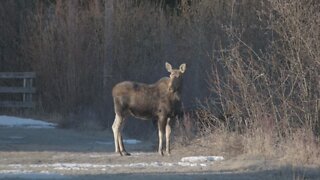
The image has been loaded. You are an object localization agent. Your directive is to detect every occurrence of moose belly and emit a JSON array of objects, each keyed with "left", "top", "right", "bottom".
[{"left": 128, "top": 106, "right": 154, "bottom": 120}]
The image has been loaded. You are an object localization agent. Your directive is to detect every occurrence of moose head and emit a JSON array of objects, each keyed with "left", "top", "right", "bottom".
[{"left": 165, "top": 62, "right": 186, "bottom": 93}]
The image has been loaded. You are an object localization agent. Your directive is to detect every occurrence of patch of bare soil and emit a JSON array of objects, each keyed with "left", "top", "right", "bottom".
[{"left": 0, "top": 127, "right": 319, "bottom": 179}]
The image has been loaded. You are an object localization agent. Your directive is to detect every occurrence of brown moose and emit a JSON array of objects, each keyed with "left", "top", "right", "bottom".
[{"left": 111, "top": 62, "right": 186, "bottom": 156}]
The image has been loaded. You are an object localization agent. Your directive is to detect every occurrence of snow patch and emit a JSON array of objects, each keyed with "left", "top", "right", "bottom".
[
  {"left": 123, "top": 139, "right": 142, "bottom": 144},
  {"left": 1, "top": 155, "right": 224, "bottom": 176},
  {"left": 181, "top": 156, "right": 224, "bottom": 163},
  {"left": 4, "top": 157, "right": 223, "bottom": 172},
  {"left": 0, "top": 115, "right": 56, "bottom": 129},
  {"left": 0, "top": 170, "right": 32, "bottom": 174},
  {"left": 96, "top": 139, "right": 141, "bottom": 145},
  {"left": 177, "top": 162, "right": 199, "bottom": 167}
]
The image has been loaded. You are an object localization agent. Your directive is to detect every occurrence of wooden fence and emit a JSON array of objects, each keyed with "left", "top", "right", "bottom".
[{"left": 0, "top": 72, "right": 36, "bottom": 108}]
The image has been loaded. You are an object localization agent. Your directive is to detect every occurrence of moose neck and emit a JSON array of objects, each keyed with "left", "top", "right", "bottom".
[{"left": 168, "top": 77, "right": 183, "bottom": 96}]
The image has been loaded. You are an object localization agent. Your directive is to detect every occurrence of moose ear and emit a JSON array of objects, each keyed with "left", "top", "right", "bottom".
[
  {"left": 179, "top": 63, "right": 186, "bottom": 73},
  {"left": 165, "top": 62, "right": 172, "bottom": 72}
]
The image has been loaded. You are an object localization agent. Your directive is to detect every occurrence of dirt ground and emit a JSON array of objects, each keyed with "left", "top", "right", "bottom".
[{"left": 0, "top": 126, "right": 320, "bottom": 180}]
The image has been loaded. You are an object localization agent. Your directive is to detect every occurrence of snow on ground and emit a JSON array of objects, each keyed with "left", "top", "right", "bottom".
[
  {"left": 0, "top": 152, "right": 224, "bottom": 175},
  {"left": 181, "top": 156, "right": 224, "bottom": 163},
  {"left": 96, "top": 139, "right": 142, "bottom": 145},
  {"left": 0, "top": 115, "right": 56, "bottom": 128},
  {"left": 0, "top": 155, "right": 224, "bottom": 174},
  {"left": 1, "top": 156, "right": 224, "bottom": 173},
  {"left": 123, "top": 139, "right": 142, "bottom": 144}
]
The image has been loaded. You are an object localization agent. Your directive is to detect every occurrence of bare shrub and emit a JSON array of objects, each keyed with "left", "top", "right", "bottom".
[
  {"left": 24, "top": 1, "right": 104, "bottom": 116},
  {"left": 196, "top": 0, "right": 320, "bottom": 164},
  {"left": 173, "top": 112, "right": 197, "bottom": 146}
]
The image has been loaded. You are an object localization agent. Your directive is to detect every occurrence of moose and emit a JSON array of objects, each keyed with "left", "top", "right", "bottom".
[{"left": 112, "top": 62, "right": 186, "bottom": 156}]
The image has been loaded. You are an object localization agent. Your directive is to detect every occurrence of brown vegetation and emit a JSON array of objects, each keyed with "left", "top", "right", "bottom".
[{"left": 195, "top": 0, "right": 320, "bottom": 165}]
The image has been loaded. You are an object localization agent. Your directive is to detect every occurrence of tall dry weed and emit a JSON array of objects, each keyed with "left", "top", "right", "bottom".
[{"left": 196, "top": 0, "right": 320, "bottom": 165}]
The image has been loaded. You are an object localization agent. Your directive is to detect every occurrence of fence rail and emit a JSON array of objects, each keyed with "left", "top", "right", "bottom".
[
  {"left": 0, "top": 72, "right": 36, "bottom": 108},
  {"left": 0, "top": 72, "right": 36, "bottom": 79}
]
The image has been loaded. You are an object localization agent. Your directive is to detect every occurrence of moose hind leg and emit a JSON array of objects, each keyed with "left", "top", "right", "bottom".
[
  {"left": 118, "top": 119, "right": 130, "bottom": 156},
  {"left": 112, "top": 113, "right": 130, "bottom": 156},
  {"left": 112, "top": 114, "right": 120, "bottom": 153}
]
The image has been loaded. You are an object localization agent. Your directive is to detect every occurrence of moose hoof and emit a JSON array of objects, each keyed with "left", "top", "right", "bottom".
[
  {"left": 159, "top": 151, "right": 164, "bottom": 156},
  {"left": 120, "top": 151, "right": 131, "bottom": 156}
]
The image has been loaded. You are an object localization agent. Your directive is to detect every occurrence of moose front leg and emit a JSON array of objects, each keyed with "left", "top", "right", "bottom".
[
  {"left": 157, "top": 118, "right": 167, "bottom": 156},
  {"left": 165, "top": 118, "right": 171, "bottom": 155}
]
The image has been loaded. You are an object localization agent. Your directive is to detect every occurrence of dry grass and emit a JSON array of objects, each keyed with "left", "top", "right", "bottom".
[
  {"left": 179, "top": 119, "right": 320, "bottom": 167},
  {"left": 281, "top": 129, "right": 320, "bottom": 165},
  {"left": 187, "top": 0, "right": 320, "bottom": 167}
]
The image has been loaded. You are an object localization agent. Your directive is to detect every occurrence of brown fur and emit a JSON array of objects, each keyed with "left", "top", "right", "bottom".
[{"left": 112, "top": 62, "right": 186, "bottom": 156}]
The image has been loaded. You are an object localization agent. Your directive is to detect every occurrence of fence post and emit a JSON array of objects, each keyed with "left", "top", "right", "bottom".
[
  {"left": 0, "top": 72, "right": 36, "bottom": 108},
  {"left": 23, "top": 77, "right": 33, "bottom": 104}
]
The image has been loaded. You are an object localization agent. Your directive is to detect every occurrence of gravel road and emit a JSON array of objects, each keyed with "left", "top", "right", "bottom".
[{"left": 0, "top": 126, "right": 319, "bottom": 180}]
